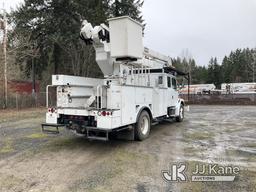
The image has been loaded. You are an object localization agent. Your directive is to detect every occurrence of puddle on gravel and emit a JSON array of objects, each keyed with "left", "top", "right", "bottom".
[{"left": 180, "top": 106, "right": 256, "bottom": 169}]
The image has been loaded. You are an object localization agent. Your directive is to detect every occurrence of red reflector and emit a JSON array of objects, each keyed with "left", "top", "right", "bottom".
[
  {"left": 50, "top": 108, "right": 55, "bottom": 113},
  {"left": 101, "top": 111, "right": 106, "bottom": 116},
  {"left": 106, "top": 112, "right": 110, "bottom": 116},
  {"left": 48, "top": 108, "right": 51, "bottom": 112}
]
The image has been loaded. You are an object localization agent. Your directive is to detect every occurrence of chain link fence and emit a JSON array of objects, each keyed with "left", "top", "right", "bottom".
[
  {"left": 1, "top": 92, "right": 256, "bottom": 109},
  {"left": 0, "top": 91, "right": 56, "bottom": 109}
]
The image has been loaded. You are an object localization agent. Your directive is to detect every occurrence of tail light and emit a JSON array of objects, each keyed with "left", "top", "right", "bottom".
[
  {"left": 48, "top": 108, "right": 56, "bottom": 113},
  {"left": 99, "top": 111, "right": 112, "bottom": 116},
  {"left": 101, "top": 111, "right": 107, "bottom": 116}
]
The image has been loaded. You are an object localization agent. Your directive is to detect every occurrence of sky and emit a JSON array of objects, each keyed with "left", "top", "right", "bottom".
[
  {"left": 1, "top": 0, "right": 23, "bottom": 12},
  {"left": 2, "top": 0, "right": 256, "bottom": 66},
  {"left": 142, "top": 0, "right": 256, "bottom": 65}
]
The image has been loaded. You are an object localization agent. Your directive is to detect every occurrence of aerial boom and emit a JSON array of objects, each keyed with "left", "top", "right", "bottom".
[{"left": 80, "top": 16, "right": 172, "bottom": 77}]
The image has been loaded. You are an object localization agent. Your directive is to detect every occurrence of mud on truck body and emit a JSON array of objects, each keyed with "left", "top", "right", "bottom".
[{"left": 42, "top": 16, "right": 189, "bottom": 141}]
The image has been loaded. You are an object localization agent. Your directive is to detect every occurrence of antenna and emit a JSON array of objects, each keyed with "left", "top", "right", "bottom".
[{"left": 180, "top": 48, "right": 193, "bottom": 85}]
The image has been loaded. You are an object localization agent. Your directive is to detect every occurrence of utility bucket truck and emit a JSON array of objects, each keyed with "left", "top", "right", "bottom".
[{"left": 42, "top": 16, "right": 188, "bottom": 141}]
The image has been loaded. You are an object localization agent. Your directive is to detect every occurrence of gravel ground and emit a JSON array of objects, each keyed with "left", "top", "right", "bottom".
[{"left": 0, "top": 106, "right": 255, "bottom": 192}]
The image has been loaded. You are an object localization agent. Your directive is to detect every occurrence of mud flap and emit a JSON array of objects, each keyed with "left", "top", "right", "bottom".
[
  {"left": 116, "top": 126, "right": 135, "bottom": 141},
  {"left": 87, "top": 128, "right": 109, "bottom": 141}
]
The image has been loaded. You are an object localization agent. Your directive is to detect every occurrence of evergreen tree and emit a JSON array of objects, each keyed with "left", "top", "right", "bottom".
[
  {"left": 10, "top": 0, "right": 145, "bottom": 86},
  {"left": 111, "top": 0, "right": 145, "bottom": 24},
  {"left": 221, "top": 48, "right": 256, "bottom": 83},
  {"left": 10, "top": 0, "right": 110, "bottom": 84},
  {"left": 207, "top": 57, "right": 222, "bottom": 88},
  {"left": 173, "top": 48, "right": 256, "bottom": 86},
  {"left": 10, "top": 0, "right": 255, "bottom": 87}
]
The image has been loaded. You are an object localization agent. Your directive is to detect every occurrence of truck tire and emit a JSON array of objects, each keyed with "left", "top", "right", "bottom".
[
  {"left": 135, "top": 111, "right": 151, "bottom": 141},
  {"left": 176, "top": 104, "right": 184, "bottom": 122}
]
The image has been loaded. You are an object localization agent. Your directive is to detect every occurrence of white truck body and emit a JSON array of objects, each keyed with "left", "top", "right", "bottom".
[
  {"left": 46, "top": 73, "right": 183, "bottom": 128},
  {"left": 221, "top": 83, "right": 256, "bottom": 94},
  {"left": 179, "top": 84, "right": 216, "bottom": 95},
  {"left": 43, "top": 16, "right": 186, "bottom": 140}
]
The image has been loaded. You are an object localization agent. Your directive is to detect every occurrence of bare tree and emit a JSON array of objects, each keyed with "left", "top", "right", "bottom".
[{"left": 52, "top": 37, "right": 98, "bottom": 77}]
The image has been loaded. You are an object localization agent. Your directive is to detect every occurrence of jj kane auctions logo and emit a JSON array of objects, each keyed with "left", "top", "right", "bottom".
[{"left": 162, "top": 162, "right": 240, "bottom": 182}]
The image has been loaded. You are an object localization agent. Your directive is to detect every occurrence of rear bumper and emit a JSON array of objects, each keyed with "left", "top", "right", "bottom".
[
  {"left": 41, "top": 123, "right": 132, "bottom": 141},
  {"left": 46, "top": 109, "right": 122, "bottom": 130}
]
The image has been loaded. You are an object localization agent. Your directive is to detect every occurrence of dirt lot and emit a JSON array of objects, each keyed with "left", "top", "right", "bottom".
[{"left": 0, "top": 106, "right": 255, "bottom": 192}]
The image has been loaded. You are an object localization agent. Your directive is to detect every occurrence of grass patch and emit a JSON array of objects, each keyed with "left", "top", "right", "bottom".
[
  {"left": 45, "top": 137, "right": 87, "bottom": 151},
  {"left": 0, "top": 174, "right": 24, "bottom": 190},
  {"left": 70, "top": 157, "right": 123, "bottom": 191},
  {"left": 226, "top": 149, "right": 255, "bottom": 159},
  {"left": 0, "top": 108, "right": 45, "bottom": 123},
  {"left": 26, "top": 133, "right": 48, "bottom": 139},
  {"left": 241, "top": 143, "right": 256, "bottom": 148},
  {"left": 70, "top": 148, "right": 152, "bottom": 192},
  {"left": 0, "top": 138, "right": 14, "bottom": 153},
  {"left": 184, "top": 131, "right": 215, "bottom": 140},
  {"left": 183, "top": 146, "right": 203, "bottom": 154},
  {"left": 224, "top": 127, "right": 250, "bottom": 133},
  {"left": 114, "top": 149, "right": 141, "bottom": 163}
]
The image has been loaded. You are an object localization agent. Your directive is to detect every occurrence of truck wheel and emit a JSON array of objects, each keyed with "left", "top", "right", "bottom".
[
  {"left": 135, "top": 111, "right": 151, "bottom": 141},
  {"left": 176, "top": 105, "right": 184, "bottom": 122}
]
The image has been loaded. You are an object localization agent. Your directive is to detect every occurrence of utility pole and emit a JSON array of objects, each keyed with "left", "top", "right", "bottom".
[
  {"left": 253, "top": 59, "right": 255, "bottom": 83},
  {"left": 253, "top": 51, "right": 256, "bottom": 83},
  {"left": 181, "top": 48, "right": 192, "bottom": 85},
  {"left": 32, "top": 44, "right": 35, "bottom": 97},
  {"left": 2, "top": 8, "right": 7, "bottom": 108}
]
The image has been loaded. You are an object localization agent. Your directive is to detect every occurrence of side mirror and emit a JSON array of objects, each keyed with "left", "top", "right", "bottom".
[{"left": 177, "top": 84, "right": 185, "bottom": 91}]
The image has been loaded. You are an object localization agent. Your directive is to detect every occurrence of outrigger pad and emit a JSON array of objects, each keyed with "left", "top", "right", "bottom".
[{"left": 41, "top": 123, "right": 64, "bottom": 134}]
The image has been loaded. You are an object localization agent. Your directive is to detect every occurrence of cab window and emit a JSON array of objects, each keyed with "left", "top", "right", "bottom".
[
  {"left": 172, "top": 78, "right": 177, "bottom": 90},
  {"left": 167, "top": 77, "right": 171, "bottom": 88},
  {"left": 158, "top": 76, "right": 163, "bottom": 85}
]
